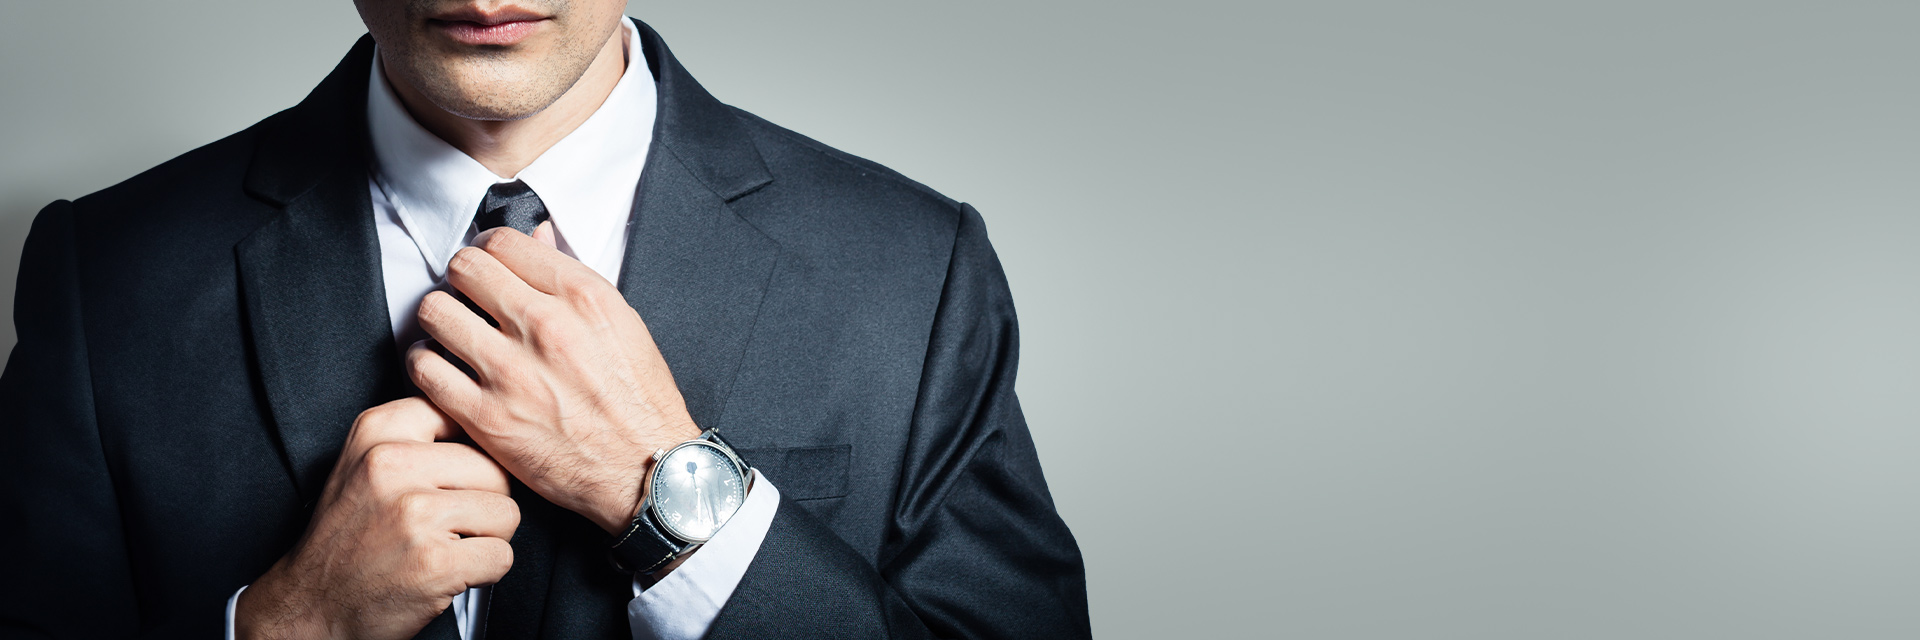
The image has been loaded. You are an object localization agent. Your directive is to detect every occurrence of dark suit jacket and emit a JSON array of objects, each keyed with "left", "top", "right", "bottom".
[{"left": 0, "top": 19, "right": 1088, "bottom": 639}]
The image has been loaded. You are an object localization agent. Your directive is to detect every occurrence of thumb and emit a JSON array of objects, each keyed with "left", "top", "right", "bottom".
[{"left": 532, "top": 220, "right": 558, "bottom": 249}]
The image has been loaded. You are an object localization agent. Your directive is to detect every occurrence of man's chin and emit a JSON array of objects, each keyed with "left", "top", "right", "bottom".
[
  {"left": 429, "top": 95, "right": 551, "bottom": 122},
  {"left": 414, "top": 67, "right": 566, "bottom": 122}
]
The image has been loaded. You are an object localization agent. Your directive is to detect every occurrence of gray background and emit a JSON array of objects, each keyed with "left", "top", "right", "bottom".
[{"left": 5, "top": 1, "right": 1920, "bottom": 637}]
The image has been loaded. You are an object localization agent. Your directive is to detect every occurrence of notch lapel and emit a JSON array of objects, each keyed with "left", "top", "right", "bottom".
[
  {"left": 237, "top": 161, "right": 406, "bottom": 498},
  {"left": 237, "top": 35, "right": 409, "bottom": 499},
  {"left": 618, "top": 18, "right": 780, "bottom": 431},
  {"left": 616, "top": 149, "right": 780, "bottom": 430}
]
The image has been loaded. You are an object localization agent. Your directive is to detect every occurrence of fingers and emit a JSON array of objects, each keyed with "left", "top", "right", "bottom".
[
  {"left": 477, "top": 225, "right": 608, "bottom": 298},
  {"left": 416, "top": 291, "right": 510, "bottom": 376},
  {"left": 344, "top": 398, "right": 463, "bottom": 466},
  {"left": 361, "top": 441, "right": 513, "bottom": 499},
  {"left": 398, "top": 488, "right": 520, "bottom": 540},
  {"left": 445, "top": 244, "right": 543, "bottom": 327},
  {"left": 437, "top": 489, "right": 521, "bottom": 539},
  {"left": 407, "top": 339, "right": 484, "bottom": 410},
  {"left": 370, "top": 441, "right": 511, "bottom": 494},
  {"left": 448, "top": 536, "right": 515, "bottom": 588},
  {"left": 429, "top": 444, "right": 511, "bottom": 494}
]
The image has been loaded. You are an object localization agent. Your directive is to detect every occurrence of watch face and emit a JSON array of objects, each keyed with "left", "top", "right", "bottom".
[{"left": 649, "top": 442, "right": 747, "bottom": 542}]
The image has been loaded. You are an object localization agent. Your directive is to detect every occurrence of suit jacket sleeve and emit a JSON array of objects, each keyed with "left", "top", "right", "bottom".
[
  {"left": 0, "top": 201, "right": 142, "bottom": 638},
  {"left": 703, "top": 204, "right": 1092, "bottom": 639}
]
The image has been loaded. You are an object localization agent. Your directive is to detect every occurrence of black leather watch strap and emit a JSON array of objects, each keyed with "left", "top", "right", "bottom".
[{"left": 609, "top": 497, "right": 685, "bottom": 574}]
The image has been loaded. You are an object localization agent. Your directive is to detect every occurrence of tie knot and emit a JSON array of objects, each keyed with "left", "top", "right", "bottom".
[{"left": 475, "top": 180, "right": 550, "bottom": 235}]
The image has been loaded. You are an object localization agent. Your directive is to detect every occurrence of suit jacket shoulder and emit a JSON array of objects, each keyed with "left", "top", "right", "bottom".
[
  {"left": 723, "top": 106, "right": 975, "bottom": 307},
  {"left": 70, "top": 121, "right": 275, "bottom": 240},
  {"left": 732, "top": 106, "right": 959, "bottom": 210}
]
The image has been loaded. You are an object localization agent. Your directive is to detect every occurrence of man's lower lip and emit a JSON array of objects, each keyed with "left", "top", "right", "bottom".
[{"left": 432, "top": 19, "right": 541, "bottom": 46}]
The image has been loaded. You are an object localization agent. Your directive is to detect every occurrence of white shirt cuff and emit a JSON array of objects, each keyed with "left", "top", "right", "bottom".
[
  {"left": 225, "top": 585, "right": 246, "bottom": 640},
  {"left": 627, "top": 469, "right": 780, "bottom": 640}
]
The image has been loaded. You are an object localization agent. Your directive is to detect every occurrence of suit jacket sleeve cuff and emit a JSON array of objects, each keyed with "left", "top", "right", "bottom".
[{"left": 627, "top": 469, "right": 780, "bottom": 640}]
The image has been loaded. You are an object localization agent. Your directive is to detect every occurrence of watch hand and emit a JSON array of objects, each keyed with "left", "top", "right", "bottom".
[{"left": 687, "top": 460, "right": 712, "bottom": 530}]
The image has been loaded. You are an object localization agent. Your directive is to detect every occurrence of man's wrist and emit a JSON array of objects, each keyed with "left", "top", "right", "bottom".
[
  {"left": 234, "top": 559, "right": 329, "bottom": 640},
  {"left": 585, "top": 420, "right": 702, "bottom": 534},
  {"left": 586, "top": 467, "right": 649, "bottom": 535}
]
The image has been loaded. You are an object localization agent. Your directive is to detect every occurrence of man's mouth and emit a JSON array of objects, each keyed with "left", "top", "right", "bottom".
[{"left": 428, "top": 5, "right": 548, "bottom": 46}]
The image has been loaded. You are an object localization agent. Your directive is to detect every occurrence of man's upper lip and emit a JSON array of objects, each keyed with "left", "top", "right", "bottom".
[{"left": 430, "top": 5, "right": 547, "bottom": 26}]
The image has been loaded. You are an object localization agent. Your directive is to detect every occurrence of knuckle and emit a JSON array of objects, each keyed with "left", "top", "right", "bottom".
[
  {"left": 412, "top": 543, "right": 453, "bottom": 579},
  {"left": 564, "top": 278, "right": 602, "bottom": 303},
  {"left": 352, "top": 404, "right": 391, "bottom": 431},
  {"left": 405, "top": 342, "right": 433, "bottom": 368},
  {"left": 393, "top": 490, "right": 435, "bottom": 523},
  {"left": 449, "top": 246, "right": 483, "bottom": 275},
  {"left": 420, "top": 291, "right": 462, "bottom": 323},
  {"left": 412, "top": 362, "right": 451, "bottom": 396},
  {"left": 582, "top": 289, "right": 623, "bottom": 316},
  {"left": 484, "top": 229, "right": 516, "bottom": 251},
  {"left": 520, "top": 304, "right": 562, "bottom": 335},
  {"left": 362, "top": 442, "right": 408, "bottom": 475},
  {"left": 416, "top": 293, "right": 447, "bottom": 325}
]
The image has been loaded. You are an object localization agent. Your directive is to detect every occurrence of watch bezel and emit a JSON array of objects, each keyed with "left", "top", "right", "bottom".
[{"left": 642, "top": 437, "right": 749, "bottom": 544}]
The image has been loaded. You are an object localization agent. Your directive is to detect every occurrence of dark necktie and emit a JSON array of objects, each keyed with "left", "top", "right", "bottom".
[
  {"left": 416, "top": 182, "right": 550, "bottom": 639},
  {"left": 475, "top": 180, "right": 550, "bottom": 235}
]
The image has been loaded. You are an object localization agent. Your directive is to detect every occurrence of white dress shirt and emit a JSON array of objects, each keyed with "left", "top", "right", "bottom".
[{"left": 227, "top": 19, "right": 779, "bottom": 640}]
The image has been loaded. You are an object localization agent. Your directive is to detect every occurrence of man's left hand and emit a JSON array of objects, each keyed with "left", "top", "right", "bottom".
[{"left": 407, "top": 223, "right": 701, "bottom": 535}]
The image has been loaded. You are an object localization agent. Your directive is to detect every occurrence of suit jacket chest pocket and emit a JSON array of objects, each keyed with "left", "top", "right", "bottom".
[{"left": 734, "top": 445, "right": 850, "bottom": 501}]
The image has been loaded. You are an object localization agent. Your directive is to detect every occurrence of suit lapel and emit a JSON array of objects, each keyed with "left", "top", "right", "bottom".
[
  {"left": 237, "top": 35, "right": 410, "bottom": 499},
  {"left": 616, "top": 144, "right": 779, "bottom": 429},
  {"left": 616, "top": 18, "right": 779, "bottom": 432},
  {"left": 236, "top": 161, "right": 406, "bottom": 498}
]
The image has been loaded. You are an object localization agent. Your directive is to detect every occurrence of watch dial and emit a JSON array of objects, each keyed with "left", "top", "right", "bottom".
[{"left": 650, "top": 443, "right": 747, "bottom": 542}]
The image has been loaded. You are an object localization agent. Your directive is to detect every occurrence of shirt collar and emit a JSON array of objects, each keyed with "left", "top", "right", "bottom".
[{"left": 366, "top": 19, "right": 656, "bottom": 280}]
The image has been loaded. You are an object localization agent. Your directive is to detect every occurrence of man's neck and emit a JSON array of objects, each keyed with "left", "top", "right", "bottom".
[{"left": 384, "top": 25, "right": 628, "bottom": 179}]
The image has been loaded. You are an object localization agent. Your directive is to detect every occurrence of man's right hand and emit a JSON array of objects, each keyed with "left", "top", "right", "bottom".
[{"left": 234, "top": 397, "right": 519, "bottom": 640}]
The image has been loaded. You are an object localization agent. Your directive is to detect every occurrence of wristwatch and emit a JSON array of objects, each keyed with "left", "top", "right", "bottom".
[{"left": 609, "top": 429, "right": 752, "bottom": 574}]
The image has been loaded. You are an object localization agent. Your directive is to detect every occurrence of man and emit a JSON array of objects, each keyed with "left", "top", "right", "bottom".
[{"left": 0, "top": 1, "right": 1089, "bottom": 638}]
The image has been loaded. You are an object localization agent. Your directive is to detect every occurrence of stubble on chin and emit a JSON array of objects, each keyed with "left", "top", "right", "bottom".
[
  {"left": 376, "top": 0, "right": 612, "bottom": 122},
  {"left": 406, "top": 51, "right": 584, "bottom": 121}
]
